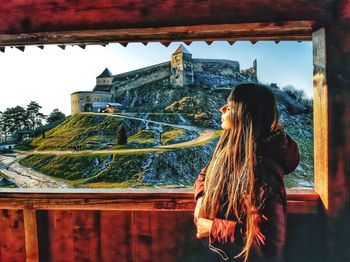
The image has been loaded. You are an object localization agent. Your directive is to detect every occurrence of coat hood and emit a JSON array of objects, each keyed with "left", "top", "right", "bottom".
[{"left": 259, "top": 130, "right": 300, "bottom": 174}]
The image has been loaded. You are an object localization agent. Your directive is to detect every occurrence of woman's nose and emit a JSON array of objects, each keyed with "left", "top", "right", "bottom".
[{"left": 220, "top": 105, "right": 227, "bottom": 113}]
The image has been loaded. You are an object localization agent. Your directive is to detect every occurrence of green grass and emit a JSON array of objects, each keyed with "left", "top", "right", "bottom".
[
  {"left": 0, "top": 147, "right": 14, "bottom": 154},
  {"left": 20, "top": 154, "right": 112, "bottom": 181},
  {"left": 29, "top": 114, "right": 198, "bottom": 152},
  {"left": 31, "top": 114, "right": 123, "bottom": 151},
  {"left": 0, "top": 171, "right": 17, "bottom": 188},
  {"left": 165, "top": 129, "right": 221, "bottom": 149},
  {"left": 126, "top": 127, "right": 197, "bottom": 147},
  {"left": 19, "top": 152, "right": 153, "bottom": 184},
  {"left": 84, "top": 181, "right": 192, "bottom": 189},
  {"left": 0, "top": 171, "right": 8, "bottom": 178},
  {"left": 18, "top": 139, "right": 213, "bottom": 188},
  {"left": 161, "top": 128, "right": 189, "bottom": 145},
  {"left": 127, "top": 129, "right": 159, "bottom": 146},
  {"left": 17, "top": 111, "right": 312, "bottom": 189},
  {"left": 0, "top": 184, "right": 17, "bottom": 188},
  {"left": 14, "top": 142, "right": 35, "bottom": 151},
  {"left": 83, "top": 181, "right": 134, "bottom": 188},
  {"left": 18, "top": 123, "right": 220, "bottom": 188},
  {"left": 112, "top": 145, "right": 128, "bottom": 150}
]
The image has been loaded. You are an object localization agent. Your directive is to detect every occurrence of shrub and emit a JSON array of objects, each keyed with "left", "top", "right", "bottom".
[{"left": 116, "top": 125, "right": 128, "bottom": 145}]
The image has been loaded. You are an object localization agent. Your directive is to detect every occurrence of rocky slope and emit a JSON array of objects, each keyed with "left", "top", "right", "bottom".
[
  {"left": 112, "top": 82, "right": 313, "bottom": 188},
  {"left": 25, "top": 72, "right": 313, "bottom": 188}
]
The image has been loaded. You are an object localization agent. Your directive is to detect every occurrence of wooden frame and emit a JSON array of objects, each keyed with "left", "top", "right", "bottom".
[
  {"left": 0, "top": 21, "right": 314, "bottom": 47},
  {"left": 2, "top": 1, "right": 350, "bottom": 261},
  {"left": 312, "top": 28, "right": 328, "bottom": 209},
  {"left": 0, "top": 21, "right": 323, "bottom": 212}
]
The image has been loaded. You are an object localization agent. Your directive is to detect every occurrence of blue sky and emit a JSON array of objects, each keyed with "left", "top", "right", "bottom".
[{"left": 0, "top": 41, "right": 312, "bottom": 116}]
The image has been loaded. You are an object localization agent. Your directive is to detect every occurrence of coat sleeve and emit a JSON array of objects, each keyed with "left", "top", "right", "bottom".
[
  {"left": 210, "top": 218, "right": 244, "bottom": 244},
  {"left": 210, "top": 206, "right": 266, "bottom": 246},
  {"left": 210, "top": 204, "right": 286, "bottom": 259}
]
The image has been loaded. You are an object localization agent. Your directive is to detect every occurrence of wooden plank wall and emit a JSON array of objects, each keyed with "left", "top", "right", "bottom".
[
  {"left": 0, "top": 210, "right": 26, "bottom": 262},
  {"left": 36, "top": 210, "right": 195, "bottom": 262},
  {"left": 0, "top": 208, "right": 326, "bottom": 262}
]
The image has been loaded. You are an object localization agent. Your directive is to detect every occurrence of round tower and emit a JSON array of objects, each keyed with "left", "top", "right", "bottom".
[{"left": 70, "top": 91, "right": 112, "bottom": 114}]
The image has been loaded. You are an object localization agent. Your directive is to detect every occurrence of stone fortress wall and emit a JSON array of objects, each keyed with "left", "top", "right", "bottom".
[
  {"left": 110, "top": 62, "right": 171, "bottom": 98},
  {"left": 71, "top": 45, "right": 257, "bottom": 114},
  {"left": 192, "top": 59, "right": 240, "bottom": 74}
]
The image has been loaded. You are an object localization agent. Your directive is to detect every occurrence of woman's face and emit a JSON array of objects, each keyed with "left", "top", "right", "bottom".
[{"left": 220, "top": 103, "right": 233, "bottom": 130}]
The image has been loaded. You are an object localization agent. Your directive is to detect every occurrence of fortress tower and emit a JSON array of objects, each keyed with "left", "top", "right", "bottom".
[
  {"left": 170, "top": 44, "right": 194, "bottom": 87},
  {"left": 93, "top": 68, "right": 114, "bottom": 92},
  {"left": 240, "top": 59, "right": 258, "bottom": 82},
  {"left": 252, "top": 59, "right": 257, "bottom": 79},
  {"left": 70, "top": 91, "right": 112, "bottom": 114}
]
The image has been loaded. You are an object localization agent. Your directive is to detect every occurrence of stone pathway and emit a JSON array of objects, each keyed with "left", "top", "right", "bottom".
[{"left": 0, "top": 154, "right": 70, "bottom": 188}]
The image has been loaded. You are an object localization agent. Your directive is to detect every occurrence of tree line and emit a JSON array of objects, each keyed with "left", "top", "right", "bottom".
[
  {"left": 0, "top": 101, "right": 66, "bottom": 138},
  {"left": 281, "top": 85, "right": 313, "bottom": 113}
]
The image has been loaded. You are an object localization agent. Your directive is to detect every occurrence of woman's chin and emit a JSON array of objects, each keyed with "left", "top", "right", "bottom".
[{"left": 221, "top": 123, "right": 232, "bottom": 130}]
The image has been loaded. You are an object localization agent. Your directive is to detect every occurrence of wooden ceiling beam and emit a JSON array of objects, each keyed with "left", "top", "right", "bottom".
[
  {"left": 0, "top": 0, "right": 326, "bottom": 35},
  {"left": 15, "top": 46, "right": 25, "bottom": 52},
  {"left": 0, "top": 21, "right": 314, "bottom": 47}
]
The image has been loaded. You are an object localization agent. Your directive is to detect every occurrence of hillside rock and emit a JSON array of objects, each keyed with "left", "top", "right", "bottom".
[{"left": 131, "top": 143, "right": 215, "bottom": 186}]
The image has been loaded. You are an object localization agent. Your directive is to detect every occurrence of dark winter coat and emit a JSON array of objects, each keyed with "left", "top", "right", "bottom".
[{"left": 194, "top": 130, "right": 300, "bottom": 261}]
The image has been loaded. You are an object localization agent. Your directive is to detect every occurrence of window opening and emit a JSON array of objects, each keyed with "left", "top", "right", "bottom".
[{"left": 0, "top": 41, "right": 313, "bottom": 190}]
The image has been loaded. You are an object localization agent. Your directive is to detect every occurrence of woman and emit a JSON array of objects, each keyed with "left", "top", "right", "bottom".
[{"left": 193, "top": 83, "right": 300, "bottom": 262}]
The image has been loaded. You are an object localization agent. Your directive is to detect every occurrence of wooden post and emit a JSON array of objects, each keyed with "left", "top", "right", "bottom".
[
  {"left": 312, "top": 28, "right": 329, "bottom": 210},
  {"left": 23, "top": 207, "right": 39, "bottom": 262}
]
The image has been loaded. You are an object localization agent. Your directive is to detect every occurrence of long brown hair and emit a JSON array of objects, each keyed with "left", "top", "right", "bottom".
[{"left": 200, "top": 83, "right": 281, "bottom": 261}]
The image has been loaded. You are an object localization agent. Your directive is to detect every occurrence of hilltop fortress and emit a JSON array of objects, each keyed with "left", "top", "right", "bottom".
[{"left": 71, "top": 45, "right": 258, "bottom": 114}]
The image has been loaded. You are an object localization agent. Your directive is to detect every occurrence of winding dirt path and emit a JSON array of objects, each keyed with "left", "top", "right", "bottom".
[
  {"left": 0, "top": 113, "right": 218, "bottom": 188},
  {"left": 83, "top": 112, "right": 200, "bottom": 132},
  {"left": 26, "top": 129, "right": 216, "bottom": 155},
  {"left": 0, "top": 154, "right": 70, "bottom": 188}
]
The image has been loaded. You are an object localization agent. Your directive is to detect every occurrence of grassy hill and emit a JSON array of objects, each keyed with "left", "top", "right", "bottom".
[
  {"left": 30, "top": 114, "right": 195, "bottom": 151},
  {"left": 19, "top": 143, "right": 214, "bottom": 188},
  {"left": 31, "top": 114, "right": 123, "bottom": 150},
  {"left": 20, "top": 92, "right": 312, "bottom": 189}
]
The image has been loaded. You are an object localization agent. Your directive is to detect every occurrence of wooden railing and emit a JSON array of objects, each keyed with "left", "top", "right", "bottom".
[
  {"left": 0, "top": 188, "right": 321, "bottom": 262},
  {"left": 0, "top": 188, "right": 320, "bottom": 212}
]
